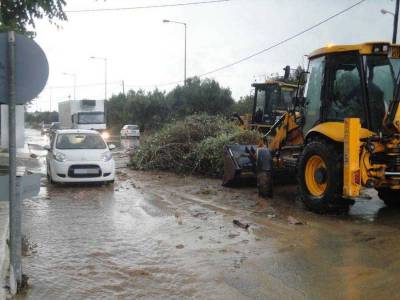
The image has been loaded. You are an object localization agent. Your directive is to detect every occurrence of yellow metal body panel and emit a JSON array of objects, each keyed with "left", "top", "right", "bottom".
[
  {"left": 391, "top": 105, "right": 400, "bottom": 132},
  {"left": 308, "top": 42, "right": 399, "bottom": 59},
  {"left": 268, "top": 113, "right": 303, "bottom": 152},
  {"left": 307, "top": 122, "right": 374, "bottom": 142},
  {"left": 343, "top": 118, "right": 361, "bottom": 198}
]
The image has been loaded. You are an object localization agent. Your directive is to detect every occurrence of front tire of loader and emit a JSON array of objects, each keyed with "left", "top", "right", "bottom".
[
  {"left": 298, "top": 139, "right": 352, "bottom": 214},
  {"left": 378, "top": 188, "right": 400, "bottom": 207},
  {"left": 257, "top": 170, "right": 273, "bottom": 198}
]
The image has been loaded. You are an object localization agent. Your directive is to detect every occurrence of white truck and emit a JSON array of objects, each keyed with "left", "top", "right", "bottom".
[{"left": 58, "top": 100, "right": 106, "bottom": 131}]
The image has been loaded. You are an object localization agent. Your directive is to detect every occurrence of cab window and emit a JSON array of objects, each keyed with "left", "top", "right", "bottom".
[
  {"left": 303, "top": 56, "right": 325, "bottom": 132},
  {"left": 365, "top": 55, "right": 399, "bottom": 131},
  {"left": 325, "top": 53, "right": 366, "bottom": 126},
  {"left": 254, "top": 89, "right": 266, "bottom": 122}
]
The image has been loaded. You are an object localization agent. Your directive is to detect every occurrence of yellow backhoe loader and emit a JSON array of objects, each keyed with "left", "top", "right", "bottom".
[
  {"left": 234, "top": 80, "right": 299, "bottom": 134},
  {"left": 225, "top": 42, "right": 400, "bottom": 213}
]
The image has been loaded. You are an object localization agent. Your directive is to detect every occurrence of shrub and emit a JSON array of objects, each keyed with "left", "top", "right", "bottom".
[{"left": 130, "top": 114, "right": 262, "bottom": 177}]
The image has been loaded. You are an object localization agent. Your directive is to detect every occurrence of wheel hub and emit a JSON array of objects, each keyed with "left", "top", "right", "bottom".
[
  {"left": 305, "top": 155, "right": 328, "bottom": 197},
  {"left": 314, "top": 167, "right": 327, "bottom": 184}
]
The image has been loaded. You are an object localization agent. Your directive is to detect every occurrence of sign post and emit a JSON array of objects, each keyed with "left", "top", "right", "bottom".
[
  {"left": 7, "top": 31, "right": 22, "bottom": 292},
  {"left": 0, "top": 31, "right": 48, "bottom": 293}
]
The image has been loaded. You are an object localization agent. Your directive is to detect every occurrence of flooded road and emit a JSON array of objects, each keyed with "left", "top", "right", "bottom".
[{"left": 18, "top": 130, "right": 400, "bottom": 299}]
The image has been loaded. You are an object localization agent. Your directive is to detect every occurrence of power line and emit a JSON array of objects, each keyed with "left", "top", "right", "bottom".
[
  {"left": 118, "top": 0, "right": 368, "bottom": 88},
  {"left": 53, "top": 0, "right": 367, "bottom": 91},
  {"left": 197, "top": 0, "right": 367, "bottom": 77},
  {"left": 66, "top": 0, "right": 230, "bottom": 13}
]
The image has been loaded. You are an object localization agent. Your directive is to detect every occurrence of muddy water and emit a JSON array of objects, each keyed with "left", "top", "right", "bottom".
[{"left": 18, "top": 130, "right": 400, "bottom": 299}]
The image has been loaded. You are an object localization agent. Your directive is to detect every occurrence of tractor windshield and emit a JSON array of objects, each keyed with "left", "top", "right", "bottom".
[{"left": 365, "top": 56, "right": 400, "bottom": 131}]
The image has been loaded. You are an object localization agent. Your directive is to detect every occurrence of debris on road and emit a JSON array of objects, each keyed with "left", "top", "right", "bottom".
[
  {"left": 233, "top": 219, "right": 250, "bottom": 230},
  {"left": 288, "top": 216, "right": 304, "bottom": 225},
  {"left": 176, "top": 244, "right": 185, "bottom": 249},
  {"left": 175, "top": 211, "right": 183, "bottom": 225}
]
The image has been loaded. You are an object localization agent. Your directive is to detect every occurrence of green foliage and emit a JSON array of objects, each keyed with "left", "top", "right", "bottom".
[
  {"left": 25, "top": 111, "right": 58, "bottom": 128},
  {"left": 166, "top": 77, "right": 234, "bottom": 118},
  {"left": 106, "top": 77, "right": 235, "bottom": 132},
  {"left": 130, "top": 114, "right": 262, "bottom": 177},
  {"left": 232, "top": 95, "right": 253, "bottom": 115},
  {"left": 0, "top": 0, "right": 67, "bottom": 35}
]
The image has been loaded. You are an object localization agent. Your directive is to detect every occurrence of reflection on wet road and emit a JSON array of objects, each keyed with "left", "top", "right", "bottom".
[{"left": 18, "top": 130, "right": 400, "bottom": 299}]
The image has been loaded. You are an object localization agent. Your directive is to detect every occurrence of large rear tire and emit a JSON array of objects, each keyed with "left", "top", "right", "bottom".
[
  {"left": 378, "top": 188, "right": 400, "bottom": 207},
  {"left": 298, "top": 139, "right": 352, "bottom": 214}
]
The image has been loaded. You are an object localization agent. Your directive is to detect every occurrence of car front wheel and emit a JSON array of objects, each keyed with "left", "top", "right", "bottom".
[{"left": 47, "top": 164, "right": 55, "bottom": 185}]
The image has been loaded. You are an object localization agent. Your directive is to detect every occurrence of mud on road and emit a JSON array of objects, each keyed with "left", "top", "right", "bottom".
[{"left": 17, "top": 131, "right": 400, "bottom": 299}]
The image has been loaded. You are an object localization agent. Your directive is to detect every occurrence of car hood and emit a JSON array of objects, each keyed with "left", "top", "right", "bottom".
[{"left": 55, "top": 149, "right": 109, "bottom": 162}]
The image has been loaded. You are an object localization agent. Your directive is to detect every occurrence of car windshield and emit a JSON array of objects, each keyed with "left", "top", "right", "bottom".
[
  {"left": 42, "top": 124, "right": 51, "bottom": 128},
  {"left": 127, "top": 125, "right": 138, "bottom": 130},
  {"left": 56, "top": 133, "right": 107, "bottom": 150}
]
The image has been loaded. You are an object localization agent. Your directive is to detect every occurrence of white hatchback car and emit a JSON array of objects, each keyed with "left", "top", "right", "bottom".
[
  {"left": 46, "top": 129, "right": 115, "bottom": 184},
  {"left": 120, "top": 124, "right": 140, "bottom": 139}
]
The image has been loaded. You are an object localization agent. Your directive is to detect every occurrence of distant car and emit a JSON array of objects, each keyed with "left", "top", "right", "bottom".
[
  {"left": 45, "top": 129, "right": 115, "bottom": 184},
  {"left": 120, "top": 125, "right": 140, "bottom": 139},
  {"left": 41, "top": 123, "right": 51, "bottom": 135}
]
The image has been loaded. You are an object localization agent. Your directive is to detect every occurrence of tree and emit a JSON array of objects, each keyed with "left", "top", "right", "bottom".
[
  {"left": 0, "top": 0, "right": 67, "bottom": 35},
  {"left": 166, "top": 77, "right": 234, "bottom": 118},
  {"left": 107, "top": 89, "right": 170, "bottom": 132},
  {"left": 231, "top": 95, "right": 253, "bottom": 115}
]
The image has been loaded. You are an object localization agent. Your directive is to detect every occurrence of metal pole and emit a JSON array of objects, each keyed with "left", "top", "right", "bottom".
[
  {"left": 122, "top": 80, "right": 125, "bottom": 96},
  {"left": 184, "top": 24, "right": 187, "bottom": 85},
  {"left": 49, "top": 87, "right": 52, "bottom": 112},
  {"left": 73, "top": 75, "right": 77, "bottom": 101},
  {"left": 7, "top": 30, "right": 22, "bottom": 291},
  {"left": 394, "top": 0, "right": 400, "bottom": 43},
  {"left": 104, "top": 58, "right": 108, "bottom": 101}
]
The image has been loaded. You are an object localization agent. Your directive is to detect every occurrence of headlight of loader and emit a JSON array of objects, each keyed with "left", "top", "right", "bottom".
[
  {"left": 53, "top": 152, "right": 66, "bottom": 162},
  {"left": 101, "top": 151, "right": 112, "bottom": 162}
]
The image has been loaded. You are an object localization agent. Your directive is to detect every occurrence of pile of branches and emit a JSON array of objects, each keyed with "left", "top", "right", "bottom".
[{"left": 130, "top": 114, "right": 262, "bottom": 177}]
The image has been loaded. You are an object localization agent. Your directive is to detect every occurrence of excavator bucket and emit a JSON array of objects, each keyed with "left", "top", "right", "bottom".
[{"left": 223, "top": 144, "right": 258, "bottom": 186}]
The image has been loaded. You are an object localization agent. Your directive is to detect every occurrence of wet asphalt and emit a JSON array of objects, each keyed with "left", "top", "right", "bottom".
[{"left": 16, "top": 130, "right": 400, "bottom": 300}]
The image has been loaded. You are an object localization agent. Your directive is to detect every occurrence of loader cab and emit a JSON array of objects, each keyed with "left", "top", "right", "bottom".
[
  {"left": 252, "top": 81, "right": 298, "bottom": 126},
  {"left": 303, "top": 43, "right": 400, "bottom": 136}
]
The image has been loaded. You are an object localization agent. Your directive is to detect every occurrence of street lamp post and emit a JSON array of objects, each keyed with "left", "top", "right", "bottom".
[
  {"left": 90, "top": 56, "right": 108, "bottom": 100},
  {"left": 163, "top": 19, "right": 187, "bottom": 85},
  {"left": 62, "top": 72, "right": 77, "bottom": 101},
  {"left": 381, "top": 0, "right": 400, "bottom": 43}
]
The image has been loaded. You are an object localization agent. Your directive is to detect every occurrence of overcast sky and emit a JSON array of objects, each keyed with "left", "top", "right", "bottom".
[{"left": 28, "top": 0, "right": 396, "bottom": 112}]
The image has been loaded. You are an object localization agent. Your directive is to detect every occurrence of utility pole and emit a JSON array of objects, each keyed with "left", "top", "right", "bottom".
[
  {"left": 49, "top": 87, "right": 52, "bottom": 112},
  {"left": 394, "top": 0, "right": 400, "bottom": 43},
  {"left": 90, "top": 56, "right": 108, "bottom": 100},
  {"left": 122, "top": 80, "right": 125, "bottom": 96},
  {"left": 163, "top": 20, "right": 187, "bottom": 85}
]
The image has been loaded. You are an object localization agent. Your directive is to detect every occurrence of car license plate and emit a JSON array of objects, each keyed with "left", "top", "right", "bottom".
[{"left": 74, "top": 168, "right": 98, "bottom": 175}]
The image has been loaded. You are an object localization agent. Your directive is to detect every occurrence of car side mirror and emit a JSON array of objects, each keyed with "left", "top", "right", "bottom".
[
  {"left": 108, "top": 144, "right": 116, "bottom": 150},
  {"left": 43, "top": 145, "right": 51, "bottom": 151}
]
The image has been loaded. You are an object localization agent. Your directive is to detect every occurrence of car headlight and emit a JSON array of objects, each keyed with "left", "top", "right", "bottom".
[
  {"left": 53, "top": 152, "right": 66, "bottom": 162},
  {"left": 101, "top": 131, "right": 110, "bottom": 140},
  {"left": 101, "top": 151, "right": 113, "bottom": 162}
]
